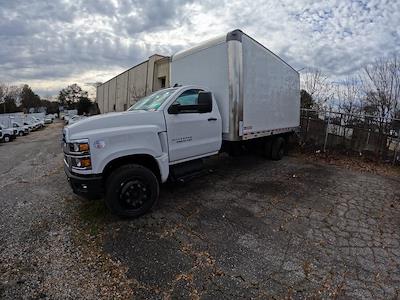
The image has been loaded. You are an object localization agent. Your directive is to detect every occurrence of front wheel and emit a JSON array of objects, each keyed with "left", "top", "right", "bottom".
[
  {"left": 3, "top": 135, "right": 10, "bottom": 143},
  {"left": 105, "top": 164, "right": 159, "bottom": 218},
  {"left": 19, "top": 131, "right": 24, "bottom": 136},
  {"left": 271, "top": 137, "right": 285, "bottom": 160}
]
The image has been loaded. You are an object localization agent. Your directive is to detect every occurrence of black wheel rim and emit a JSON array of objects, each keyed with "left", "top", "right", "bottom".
[
  {"left": 279, "top": 146, "right": 284, "bottom": 158},
  {"left": 118, "top": 178, "right": 151, "bottom": 210}
]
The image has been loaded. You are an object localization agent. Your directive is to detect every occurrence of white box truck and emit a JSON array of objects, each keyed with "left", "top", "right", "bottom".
[
  {"left": 0, "top": 124, "right": 17, "bottom": 142},
  {"left": 0, "top": 115, "right": 17, "bottom": 142},
  {"left": 63, "top": 29, "right": 300, "bottom": 217}
]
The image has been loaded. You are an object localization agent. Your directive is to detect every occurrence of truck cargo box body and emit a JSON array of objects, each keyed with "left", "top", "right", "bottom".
[{"left": 171, "top": 30, "right": 300, "bottom": 141}]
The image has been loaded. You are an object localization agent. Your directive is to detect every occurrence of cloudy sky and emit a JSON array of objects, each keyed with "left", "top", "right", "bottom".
[{"left": 0, "top": 0, "right": 399, "bottom": 98}]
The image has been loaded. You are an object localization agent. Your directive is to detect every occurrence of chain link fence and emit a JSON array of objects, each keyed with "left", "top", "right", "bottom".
[{"left": 300, "top": 109, "right": 400, "bottom": 164}]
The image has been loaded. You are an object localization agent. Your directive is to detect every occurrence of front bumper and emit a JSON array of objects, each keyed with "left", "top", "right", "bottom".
[{"left": 64, "top": 164, "right": 104, "bottom": 198}]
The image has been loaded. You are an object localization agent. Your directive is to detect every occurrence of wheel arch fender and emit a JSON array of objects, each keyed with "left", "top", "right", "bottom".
[{"left": 101, "top": 153, "right": 169, "bottom": 183}]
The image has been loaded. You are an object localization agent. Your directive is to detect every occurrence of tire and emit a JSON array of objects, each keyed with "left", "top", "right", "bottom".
[
  {"left": 228, "top": 143, "right": 242, "bottom": 157},
  {"left": 271, "top": 137, "right": 285, "bottom": 161},
  {"left": 3, "top": 135, "right": 10, "bottom": 143},
  {"left": 263, "top": 139, "right": 273, "bottom": 158},
  {"left": 105, "top": 164, "right": 159, "bottom": 218},
  {"left": 19, "top": 131, "right": 23, "bottom": 136}
]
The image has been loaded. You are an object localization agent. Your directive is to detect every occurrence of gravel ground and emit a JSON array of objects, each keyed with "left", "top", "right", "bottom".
[
  {"left": 0, "top": 122, "right": 132, "bottom": 299},
  {"left": 1, "top": 120, "right": 399, "bottom": 299}
]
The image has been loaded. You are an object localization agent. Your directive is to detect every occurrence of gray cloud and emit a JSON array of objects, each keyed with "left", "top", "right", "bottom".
[{"left": 0, "top": 0, "right": 399, "bottom": 96}]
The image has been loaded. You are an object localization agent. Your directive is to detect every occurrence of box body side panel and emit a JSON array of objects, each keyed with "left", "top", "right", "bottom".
[
  {"left": 171, "top": 42, "right": 230, "bottom": 134},
  {"left": 242, "top": 35, "right": 300, "bottom": 134}
]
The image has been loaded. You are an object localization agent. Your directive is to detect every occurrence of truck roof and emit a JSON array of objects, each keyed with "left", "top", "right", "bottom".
[{"left": 172, "top": 29, "right": 298, "bottom": 74}]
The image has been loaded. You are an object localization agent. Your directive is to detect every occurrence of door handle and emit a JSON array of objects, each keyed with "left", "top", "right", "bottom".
[{"left": 208, "top": 117, "right": 217, "bottom": 121}]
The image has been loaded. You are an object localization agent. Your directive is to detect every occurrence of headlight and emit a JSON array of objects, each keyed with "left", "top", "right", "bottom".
[
  {"left": 68, "top": 139, "right": 90, "bottom": 154},
  {"left": 70, "top": 156, "right": 92, "bottom": 170},
  {"left": 64, "top": 138, "right": 92, "bottom": 170}
]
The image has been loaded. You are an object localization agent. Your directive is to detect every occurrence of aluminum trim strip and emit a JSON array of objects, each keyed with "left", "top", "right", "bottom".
[
  {"left": 227, "top": 39, "right": 244, "bottom": 141},
  {"left": 242, "top": 127, "right": 299, "bottom": 140}
]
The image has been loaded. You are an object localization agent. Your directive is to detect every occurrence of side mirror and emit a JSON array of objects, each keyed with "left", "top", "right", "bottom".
[
  {"left": 198, "top": 92, "right": 212, "bottom": 113},
  {"left": 168, "top": 103, "right": 181, "bottom": 114}
]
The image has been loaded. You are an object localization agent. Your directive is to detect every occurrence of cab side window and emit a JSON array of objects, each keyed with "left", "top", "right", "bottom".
[
  {"left": 175, "top": 89, "right": 202, "bottom": 106},
  {"left": 171, "top": 89, "right": 204, "bottom": 113}
]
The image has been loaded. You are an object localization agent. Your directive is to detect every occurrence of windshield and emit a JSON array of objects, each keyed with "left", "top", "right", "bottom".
[{"left": 128, "top": 88, "right": 177, "bottom": 111}]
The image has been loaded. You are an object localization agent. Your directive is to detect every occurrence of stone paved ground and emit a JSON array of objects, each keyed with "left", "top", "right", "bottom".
[
  {"left": 102, "top": 154, "right": 400, "bottom": 299},
  {"left": 1, "top": 122, "right": 399, "bottom": 299}
]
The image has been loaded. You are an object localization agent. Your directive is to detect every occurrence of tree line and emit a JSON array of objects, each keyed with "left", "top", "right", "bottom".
[
  {"left": 0, "top": 83, "right": 96, "bottom": 115},
  {"left": 300, "top": 54, "right": 400, "bottom": 154},
  {"left": 300, "top": 54, "right": 400, "bottom": 122}
]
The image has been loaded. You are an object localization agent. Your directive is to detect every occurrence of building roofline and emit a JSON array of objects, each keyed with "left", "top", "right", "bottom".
[
  {"left": 97, "top": 54, "right": 169, "bottom": 88},
  {"left": 149, "top": 54, "right": 168, "bottom": 58}
]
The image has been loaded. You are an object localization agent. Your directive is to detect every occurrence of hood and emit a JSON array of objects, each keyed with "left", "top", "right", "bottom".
[{"left": 66, "top": 110, "right": 166, "bottom": 140}]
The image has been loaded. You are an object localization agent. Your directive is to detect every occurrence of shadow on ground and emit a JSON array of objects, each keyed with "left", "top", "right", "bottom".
[{"left": 78, "top": 154, "right": 400, "bottom": 299}]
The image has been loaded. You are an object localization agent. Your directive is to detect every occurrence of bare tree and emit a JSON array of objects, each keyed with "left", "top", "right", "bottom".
[
  {"left": 334, "top": 76, "right": 363, "bottom": 141},
  {"left": 0, "top": 83, "right": 10, "bottom": 108},
  {"left": 301, "top": 68, "right": 334, "bottom": 109},
  {"left": 0, "top": 83, "right": 21, "bottom": 113},
  {"left": 58, "top": 84, "right": 89, "bottom": 107},
  {"left": 336, "top": 76, "right": 362, "bottom": 115},
  {"left": 360, "top": 55, "right": 400, "bottom": 152},
  {"left": 360, "top": 55, "right": 400, "bottom": 121}
]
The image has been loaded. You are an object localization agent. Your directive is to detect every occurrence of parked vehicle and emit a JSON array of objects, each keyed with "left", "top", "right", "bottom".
[
  {"left": 23, "top": 120, "right": 36, "bottom": 131},
  {"left": 30, "top": 116, "right": 45, "bottom": 129},
  {"left": 64, "top": 110, "right": 78, "bottom": 124},
  {"left": 12, "top": 122, "right": 29, "bottom": 136},
  {"left": 0, "top": 124, "right": 16, "bottom": 142},
  {"left": 44, "top": 116, "right": 53, "bottom": 124},
  {"left": 63, "top": 29, "right": 300, "bottom": 218},
  {"left": 67, "top": 115, "right": 86, "bottom": 125}
]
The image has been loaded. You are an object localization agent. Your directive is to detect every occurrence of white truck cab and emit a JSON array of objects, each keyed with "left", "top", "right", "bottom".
[
  {"left": 29, "top": 116, "right": 44, "bottom": 129},
  {"left": 64, "top": 30, "right": 299, "bottom": 218},
  {"left": 0, "top": 124, "right": 16, "bottom": 142},
  {"left": 12, "top": 122, "right": 29, "bottom": 136},
  {"left": 23, "top": 120, "right": 35, "bottom": 131}
]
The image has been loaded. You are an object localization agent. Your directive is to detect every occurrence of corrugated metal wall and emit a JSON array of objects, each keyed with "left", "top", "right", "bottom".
[
  {"left": 103, "top": 82, "right": 109, "bottom": 113},
  {"left": 127, "top": 62, "right": 148, "bottom": 107},
  {"left": 108, "top": 78, "right": 116, "bottom": 113},
  {"left": 116, "top": 72, "right": 128, "bottom": 111},
  {"left": 96, "top": 55, "right": 170, "bottom": 113},
  {"left": 96, "top": 85, "right": 104, "bottom": 113}
]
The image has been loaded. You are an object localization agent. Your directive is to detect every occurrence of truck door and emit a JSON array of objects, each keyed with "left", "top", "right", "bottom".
[{"left": 165, "top": 89, "right": 222, "bottom": 162}]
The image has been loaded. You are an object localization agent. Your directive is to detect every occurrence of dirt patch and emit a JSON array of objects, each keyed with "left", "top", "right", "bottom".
[{"left": 296, "top": 149, "right": 400, "bottom": 177}]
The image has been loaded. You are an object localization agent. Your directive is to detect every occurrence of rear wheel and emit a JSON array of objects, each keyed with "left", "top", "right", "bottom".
[
  {"left": 19, "top": 131, "right": 23, "bottom": 136},
  {"left": 271, "top": 137, "right": 285, "bottom": 160},
  {"left": 3, "top": 135, "right": 10, "bottom": 143},
  {"left": 228, "top": 142, "right": 242, "bottom": 157},
  {"left": 263, "top": 139, "right": 273, "bottom": 158},
  {"left": 105, "top": 164, "right": 159, "bottom": 218}
]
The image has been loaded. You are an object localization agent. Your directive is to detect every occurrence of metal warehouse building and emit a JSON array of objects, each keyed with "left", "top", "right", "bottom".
[{"left": 96, "top": 54, "right": 170, "bottom": 113}]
